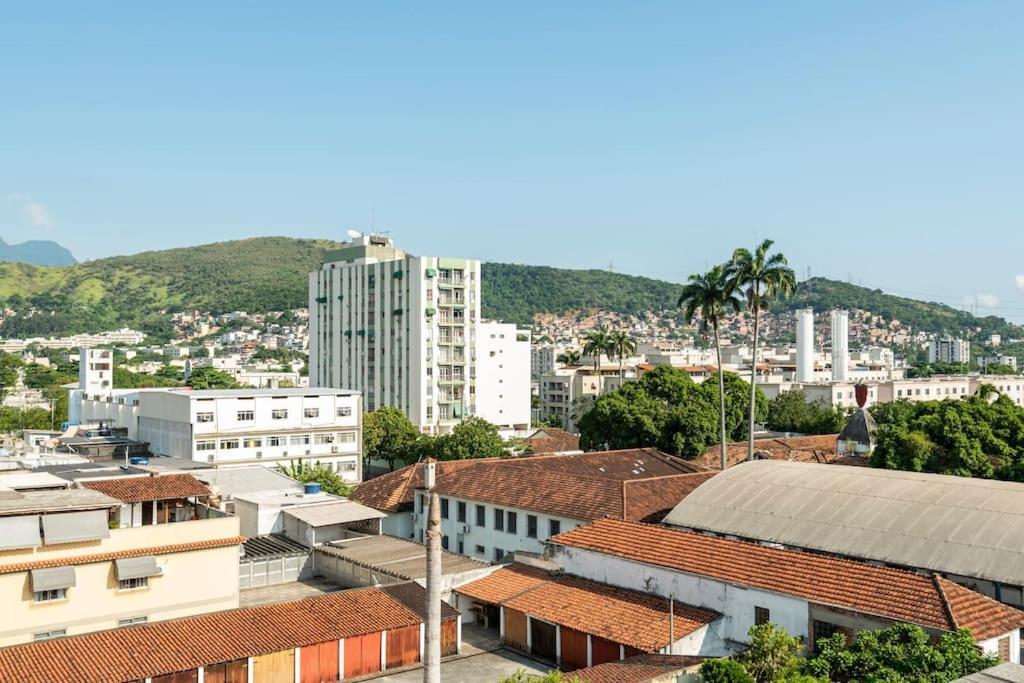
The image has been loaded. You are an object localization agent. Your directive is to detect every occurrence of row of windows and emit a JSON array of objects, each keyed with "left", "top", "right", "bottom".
[
  {"left": 196, "top": 406, "right": 353, "bottom": 422},
  {"left": 33, "top": 577, "right": 150, "bottom": 605},
  {"left": 34, "top": 615, "right": 147, "bottom": 642},
  {"left": 427, "top": 497, "right": 562, "bottom": 540},
  {"left": 195, "top": 432, "right": 357, "bottom": 450}
]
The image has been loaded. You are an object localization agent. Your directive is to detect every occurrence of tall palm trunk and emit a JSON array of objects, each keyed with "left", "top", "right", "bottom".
[
  {"left": 715, "top": 324, "right": 727, "bottom": 471},
  {"left": 747, "top": 300, "right": 760, "bottom": 461}
]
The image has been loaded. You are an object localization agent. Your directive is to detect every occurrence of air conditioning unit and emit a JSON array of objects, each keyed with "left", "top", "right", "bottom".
[
  {"left": 330, "top": 446, "right": 339, "bottom": 454},
  {"left": 411, "top": 513, "right": 419, "bottom": 522},
  {"left": 305, "top": 450, "right": 311, "bottom": 456},
  {"left": 255, "top": 451, "right": 263, "bottom": 459},
  {"left": 282, "top": 450, "right": 288, "bottom": 457},
  {"left": 460, "top": 524, "right": 471, "bottom": 534},
  {"left": 207, "top": 455, "right": 215, "bottom": 463}
]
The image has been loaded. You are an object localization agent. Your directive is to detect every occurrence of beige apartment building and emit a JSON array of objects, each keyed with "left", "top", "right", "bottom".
[{"left": 0, "top": 478, "right": 242, "bottom": 645}]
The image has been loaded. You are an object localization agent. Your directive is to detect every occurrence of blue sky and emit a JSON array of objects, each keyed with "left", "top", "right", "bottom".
[{"left": 2, "top": 2, "right": 1023, "bottom": 319}]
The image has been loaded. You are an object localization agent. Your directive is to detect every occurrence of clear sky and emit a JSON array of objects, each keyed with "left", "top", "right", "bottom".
[{"left": 2, "top": 2, "right": 1023, "bottom": 319}]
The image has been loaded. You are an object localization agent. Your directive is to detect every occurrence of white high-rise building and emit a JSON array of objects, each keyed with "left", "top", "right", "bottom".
[
  {"left": 831, "top": 309, "right": 849, "bottom": 382},
  {"left": 308, "top": 234, "right": 529, "bottom": 435},
  {"left": 929, "top": 337, "right": 970, "bottom": 365},
  {"left": 795, "top": 308, "right": 815, "bottom": 382}
]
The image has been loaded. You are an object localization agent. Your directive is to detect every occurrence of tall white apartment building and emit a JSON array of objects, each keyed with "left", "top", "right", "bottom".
[
  {"left": 929, "top": 336, "right": 970, "bottom": 364},
  {"left": 830, "top": 309, "right": 849, "bottom": 382},
  {"left": 309, "top": 234, "right": 529, "bottom": 435}
]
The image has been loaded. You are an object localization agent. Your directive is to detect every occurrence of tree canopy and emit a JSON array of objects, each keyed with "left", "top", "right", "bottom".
[
  {"left": 363, "top": 407, "right": 421, "bottom": 470},
  {"left": 577, "top": 366, "right": 767, "bottom": 458},
  {"left": 277, "top": 460, "right": 352, "bottom": 497},
  {"left": 766, "top": 390, "right": 847, "bottom": 435}
]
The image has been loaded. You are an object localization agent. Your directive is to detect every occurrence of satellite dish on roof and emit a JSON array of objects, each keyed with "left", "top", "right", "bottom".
[{"left": 346, "top": 229, "right": 363, "bottom": 240}]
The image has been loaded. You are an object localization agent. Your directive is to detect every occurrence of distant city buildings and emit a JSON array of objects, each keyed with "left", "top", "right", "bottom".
[{"left": 929, "top": 336, "right": 971, "bottom": 364}]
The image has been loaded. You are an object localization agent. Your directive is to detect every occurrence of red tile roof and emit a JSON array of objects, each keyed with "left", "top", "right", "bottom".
[
  {"left": 549, "top": 519, "right": 1024, "bottom": 640},
  {"left": 694, "top": 434, "right": 868, "bottom": 470},
  {"left": 525, "top": 428, "right": 581, "bottom": 454},
  {"left": 572, "top": 654, "right": 706, "bottom": 683},
  {"left": 622, "top": 472, "right": 716, "bottom": 523},
  {"left": 81, "top": 474, "right": 211, "bottom": 503},
  {"left": 456, "top": 565, "right": 718, "bottom": 651},
  {"left": 0, "top": 585, "right": 448, "bottom": 683},
  {"left": 0, "top": 536, "right": 245, "bottom": 574},
  {"left": 352, "top": 449, "right": 708, "bottom": 521}
]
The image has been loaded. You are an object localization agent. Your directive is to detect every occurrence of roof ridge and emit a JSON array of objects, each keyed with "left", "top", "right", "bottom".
[{"left": 932, "top": 574, "right": 960, "bottom": 631}]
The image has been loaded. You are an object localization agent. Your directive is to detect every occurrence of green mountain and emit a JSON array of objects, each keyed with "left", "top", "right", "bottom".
[
  {"left": 0, "top": 237, "right": 1018, "bottom": 343},
  {"left": 0, "top": 238, "right": 76, "bottom": 266}
]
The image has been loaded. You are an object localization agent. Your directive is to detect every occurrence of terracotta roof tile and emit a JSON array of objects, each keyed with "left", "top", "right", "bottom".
[
  {"left": 622, "top": 472, "right": 716, "bottom": 523},
  {"left": 0, "top": 536, "right": 245, "bottom": 574},
  {"left": 572, "top": 654, "right": 706, "bottom": 683},
  {"left": 694, "top": 434, "right": 867, "bottom": 471},
  {"left": 457, "top": 565, "right": 718, "bottom": 652},
  {"left": 0, "top": 585, "right": 445, "bottom": 683},
  {"left": 525, "top": 428, "right": 581, "bottom": 454},
  {"left": 81, "top": 474, "right": 211, "bottom": 503},
  {"left": 937, "top": 576, "right": 1024, "bottom": 641},
  {"left": 352, "top": 449, "right": 708, "bottom": 521},
  {"left": 549, "top": 519, "right": 1024, "bottom": 639}
]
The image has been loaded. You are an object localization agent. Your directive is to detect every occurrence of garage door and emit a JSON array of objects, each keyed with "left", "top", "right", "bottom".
[
  {"left": 204, "top": 659, "right": 248, "bottom": 683},
  {"left": 253, "top": 649, "right": 295, "bottom": 683},
  {"left": 441, "top": 619, "right": 458, "bottom": 658},
  {"left": 559, "top": 627, "right": 588, "bottom": 670},
  {"left": 503, "top": 608, "right": 528, "bottom": 651},
  {"left": 530, "top": 618, "right": 557, "bottom": 662},
  {"left": 300, "top": 641, "right": 339, "bottom": 683},
  {"left": 386, "top": 624, "right": 420, "bottom": 669},
  {"left": 591, "top": 636, "right": 621, "bottom": 666},
  {"left": 343, "top": 632, "right": 382, "bottom": 679},
  {"left": 152, "top": 671, "right": 198, "bottom": 683}
]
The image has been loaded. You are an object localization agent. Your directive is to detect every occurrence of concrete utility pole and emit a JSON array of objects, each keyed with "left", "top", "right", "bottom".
[{"left": 423, "top": 460, "right": 441, "bottom": 683}]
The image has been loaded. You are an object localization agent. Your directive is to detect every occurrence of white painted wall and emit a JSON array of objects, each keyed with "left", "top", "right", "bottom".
[
  {"left": 978, "top": 629, "right": 1021, "bottom": 664},
  {"left": 475, "top": 322, "right": 531, "bottom": 432}
]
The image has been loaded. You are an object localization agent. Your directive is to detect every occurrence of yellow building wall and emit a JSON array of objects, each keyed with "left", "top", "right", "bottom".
[{"left": 0, "top": 517, "right": 240, "bottom": 645}]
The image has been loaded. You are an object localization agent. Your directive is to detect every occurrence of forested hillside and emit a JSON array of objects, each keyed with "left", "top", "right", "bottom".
[{"left": 0, "top": 238, "right": 1019, "bottom": 343}]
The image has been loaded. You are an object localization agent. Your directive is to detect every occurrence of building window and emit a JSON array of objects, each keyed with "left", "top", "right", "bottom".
[
  {"left": 236, "top": 410, "right": 254, "bottom": 421},
  {"left": 195, "top": 441, "right": 216, "bottom": 451},
  {"left": 457, "top": 501, "right": 467, "bottom": 523},
  {"left": 304, "top": 407, "right": 320, "bottom": 418},
  {"left": 196, "top": 412, "right": 214, "bottom": 423},
  {"left": 337, "top": 406, "right": 352, "bottom": 417},
  {"left": 812, "top": 620, "right": 838, "bottom": 652},
  {"left": 290, "top": 434, "right": 310, "bottom": 446},
  {"left": 440, "top": 498, "right": 449, "bottom": 519},
  {"left": 337, "top": 432, "right": 356, "bottom": 443},
  {"left": 267, "top": 436, "right": 284, "bottom": 447},
  {"left": 417, "top": 494, "right": 424, "bottom": 514},
  {"left": 220, "top": 439, "right": 239, "bottom": 450},
  {"left": 118, "top": 577, "right": 149, "bottom": 591},
  {"left": 117, "top": 616, "right": 148, "bottom": 627},
  {"left": 494, "top": 508, "right": 504, "bottom": 531},
  {"left": 272, "top": 408, "right": 288, "bottom": 419},
  {"left": 475, "top": 505, "right": 486, "bottom": 527},
  {"left": 507, "top": 511, "right": 518, "bottom": 534},
  {"left": 548, "top": 519, "right": 561, "bottom": 537},
  {"left": 441, "top": 535, "right": 449, "bottom": 550},
  {"left": 338, "top": 461, "right": 357, "bottom": 472},
  {"left": 527, "top": 515, "right": 538, "bottom": 538},
  {"left": 33, "top": 588, "right": 66, "bottom": 603},
  {"left": 494, "top": 547, "right": 505, "bottom": 562},
  {"left": 33, "top": 629, "right": 66, "bottom": 641},
  {"left": 314, "top": 433, "right": 335, "bottom": 444},
  {"left": 755, "top": 606, "right": 770, "bottom": 626},
  {"left": 457, "top": 539, "right": 464, "bottom": 554},
  {"left": 243, "top": 438, "right": 262, "bottom": 448}
]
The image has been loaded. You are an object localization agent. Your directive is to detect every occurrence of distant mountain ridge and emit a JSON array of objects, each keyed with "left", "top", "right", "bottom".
[
  {"left": 0, "top": 236, "right": 1017, "bottom": 342},
  {"left": 0, "top": 237, "right": 76, "bottom": 266}
]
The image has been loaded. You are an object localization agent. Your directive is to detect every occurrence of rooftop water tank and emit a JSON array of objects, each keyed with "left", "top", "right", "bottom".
[{"left": 304, "top": 482, "right": 321, "bottom": 495}]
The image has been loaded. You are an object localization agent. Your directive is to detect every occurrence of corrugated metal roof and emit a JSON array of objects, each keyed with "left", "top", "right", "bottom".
[
  {"left": 0, "top": 489, "right": 119, "bottom": 516},
  {"left": 663, "top": 460, "right": 1024, "bottom": 586},
  {"left": 953, "top": 663, "right": 1024, "bottom": 683},
  {"left": 283, "top": 500, "right": 385, "bottom": 527},
  {"left": 193, "top": 466, "right": 302, "bottom": 497}
]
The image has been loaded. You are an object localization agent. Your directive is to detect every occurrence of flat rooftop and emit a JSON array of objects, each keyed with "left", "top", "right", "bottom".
[
  {"left": 0, "top": 488, "right": 119, "bottom": 516},
  {"left": 318, "top": 534, "right": 488, "bottom": 581},
  {"left": 164, "top": 388, "right": 361, "bottom": 398}
]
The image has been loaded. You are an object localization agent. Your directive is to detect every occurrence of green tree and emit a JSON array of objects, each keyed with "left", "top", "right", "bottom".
[
  {"left": 700, "top": 658, "right": 755, "bottom": 683},
  {"left": 607, "top": 330, "right": 637, "bottom": 383},
  {"left": 740, "top": 623, "right": 803, "bottom": 683},
  {"left": 728, "top": 239, "right": 796, "bottom": 460},
  {"left": 186, "top": 366, "right": 240, "bottom": 390},
  {"left": 277, "top": 460, "right": 352, "bottom": 497},
  {"left": 430, "top": 417, "right": 505, "bottom": 461},
  {"left": 556, "top": 349, "right": 581, "bottom": 366},
  {"left": 766, "top": 391, "right": 847, "bottom": 435},
  {"left": 155, "top": 365, "right": 184, "bottom": 382},
  {"left": 679, "top": 264, "right": 743, "bottom": 469},
  {"left": 499, "top": 670, "right": 580, "bottom": 683},
  {"left": 801, "top": 623, "right": 996, "bottom": 682},
  {"left": 0, "top": 353, "right": 22, "bottom": 400},
  {"left": 363, "top": 407, "right": 421, "bottom": 470},
  {"left": 582, "top": 330, "right": 611, "bottom": 385}
]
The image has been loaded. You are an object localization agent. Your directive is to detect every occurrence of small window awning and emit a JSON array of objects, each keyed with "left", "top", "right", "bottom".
[
  {"left": 0, "top": 515, "right": 41, "bottom": 550},
  {"left": 114, "top": 556, "right": 162, "bottom": 580},
  {"left": 42, "top": 510, "right": 110, "bottom": 545},
  {"left": 30, "top": 566, "right": 76, "bottom": 592}
]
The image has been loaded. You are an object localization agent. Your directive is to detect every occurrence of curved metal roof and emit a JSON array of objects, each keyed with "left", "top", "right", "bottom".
[{"left": 663, "top": 460, "right": 1024, "bottom": 587}]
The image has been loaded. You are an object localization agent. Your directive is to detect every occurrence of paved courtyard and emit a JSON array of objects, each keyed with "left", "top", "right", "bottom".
[
  {"left": 366, "top": 648, "right": 550, "bottom": 682},
  {"left": 238, "top": 578, "right": 341, "bottom": 608}
]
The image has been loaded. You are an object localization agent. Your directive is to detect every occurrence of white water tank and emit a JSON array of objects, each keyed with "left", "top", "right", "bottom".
[
  {"left": 795, "top": 308, "right": 814, "bottom": 382},
  {"left": 831, "top": 310, "right": 849, "bottom": 382}
]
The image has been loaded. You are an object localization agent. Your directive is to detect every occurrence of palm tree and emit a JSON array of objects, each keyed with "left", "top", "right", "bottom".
[
  {"left": 678, "top": 264, "right": 742, "bottom": 470},
  {"left": 582, "top": 330, "right": 611, "bottom": 388},
  {"left": 728, "top": 239, "right": 797, "bottom": 461},
  {"left": 557, "top": 349, "right": 581, "bottom": 366},
  {"left": 608, "top": 330, "right": 637, "bottom": 384}
]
